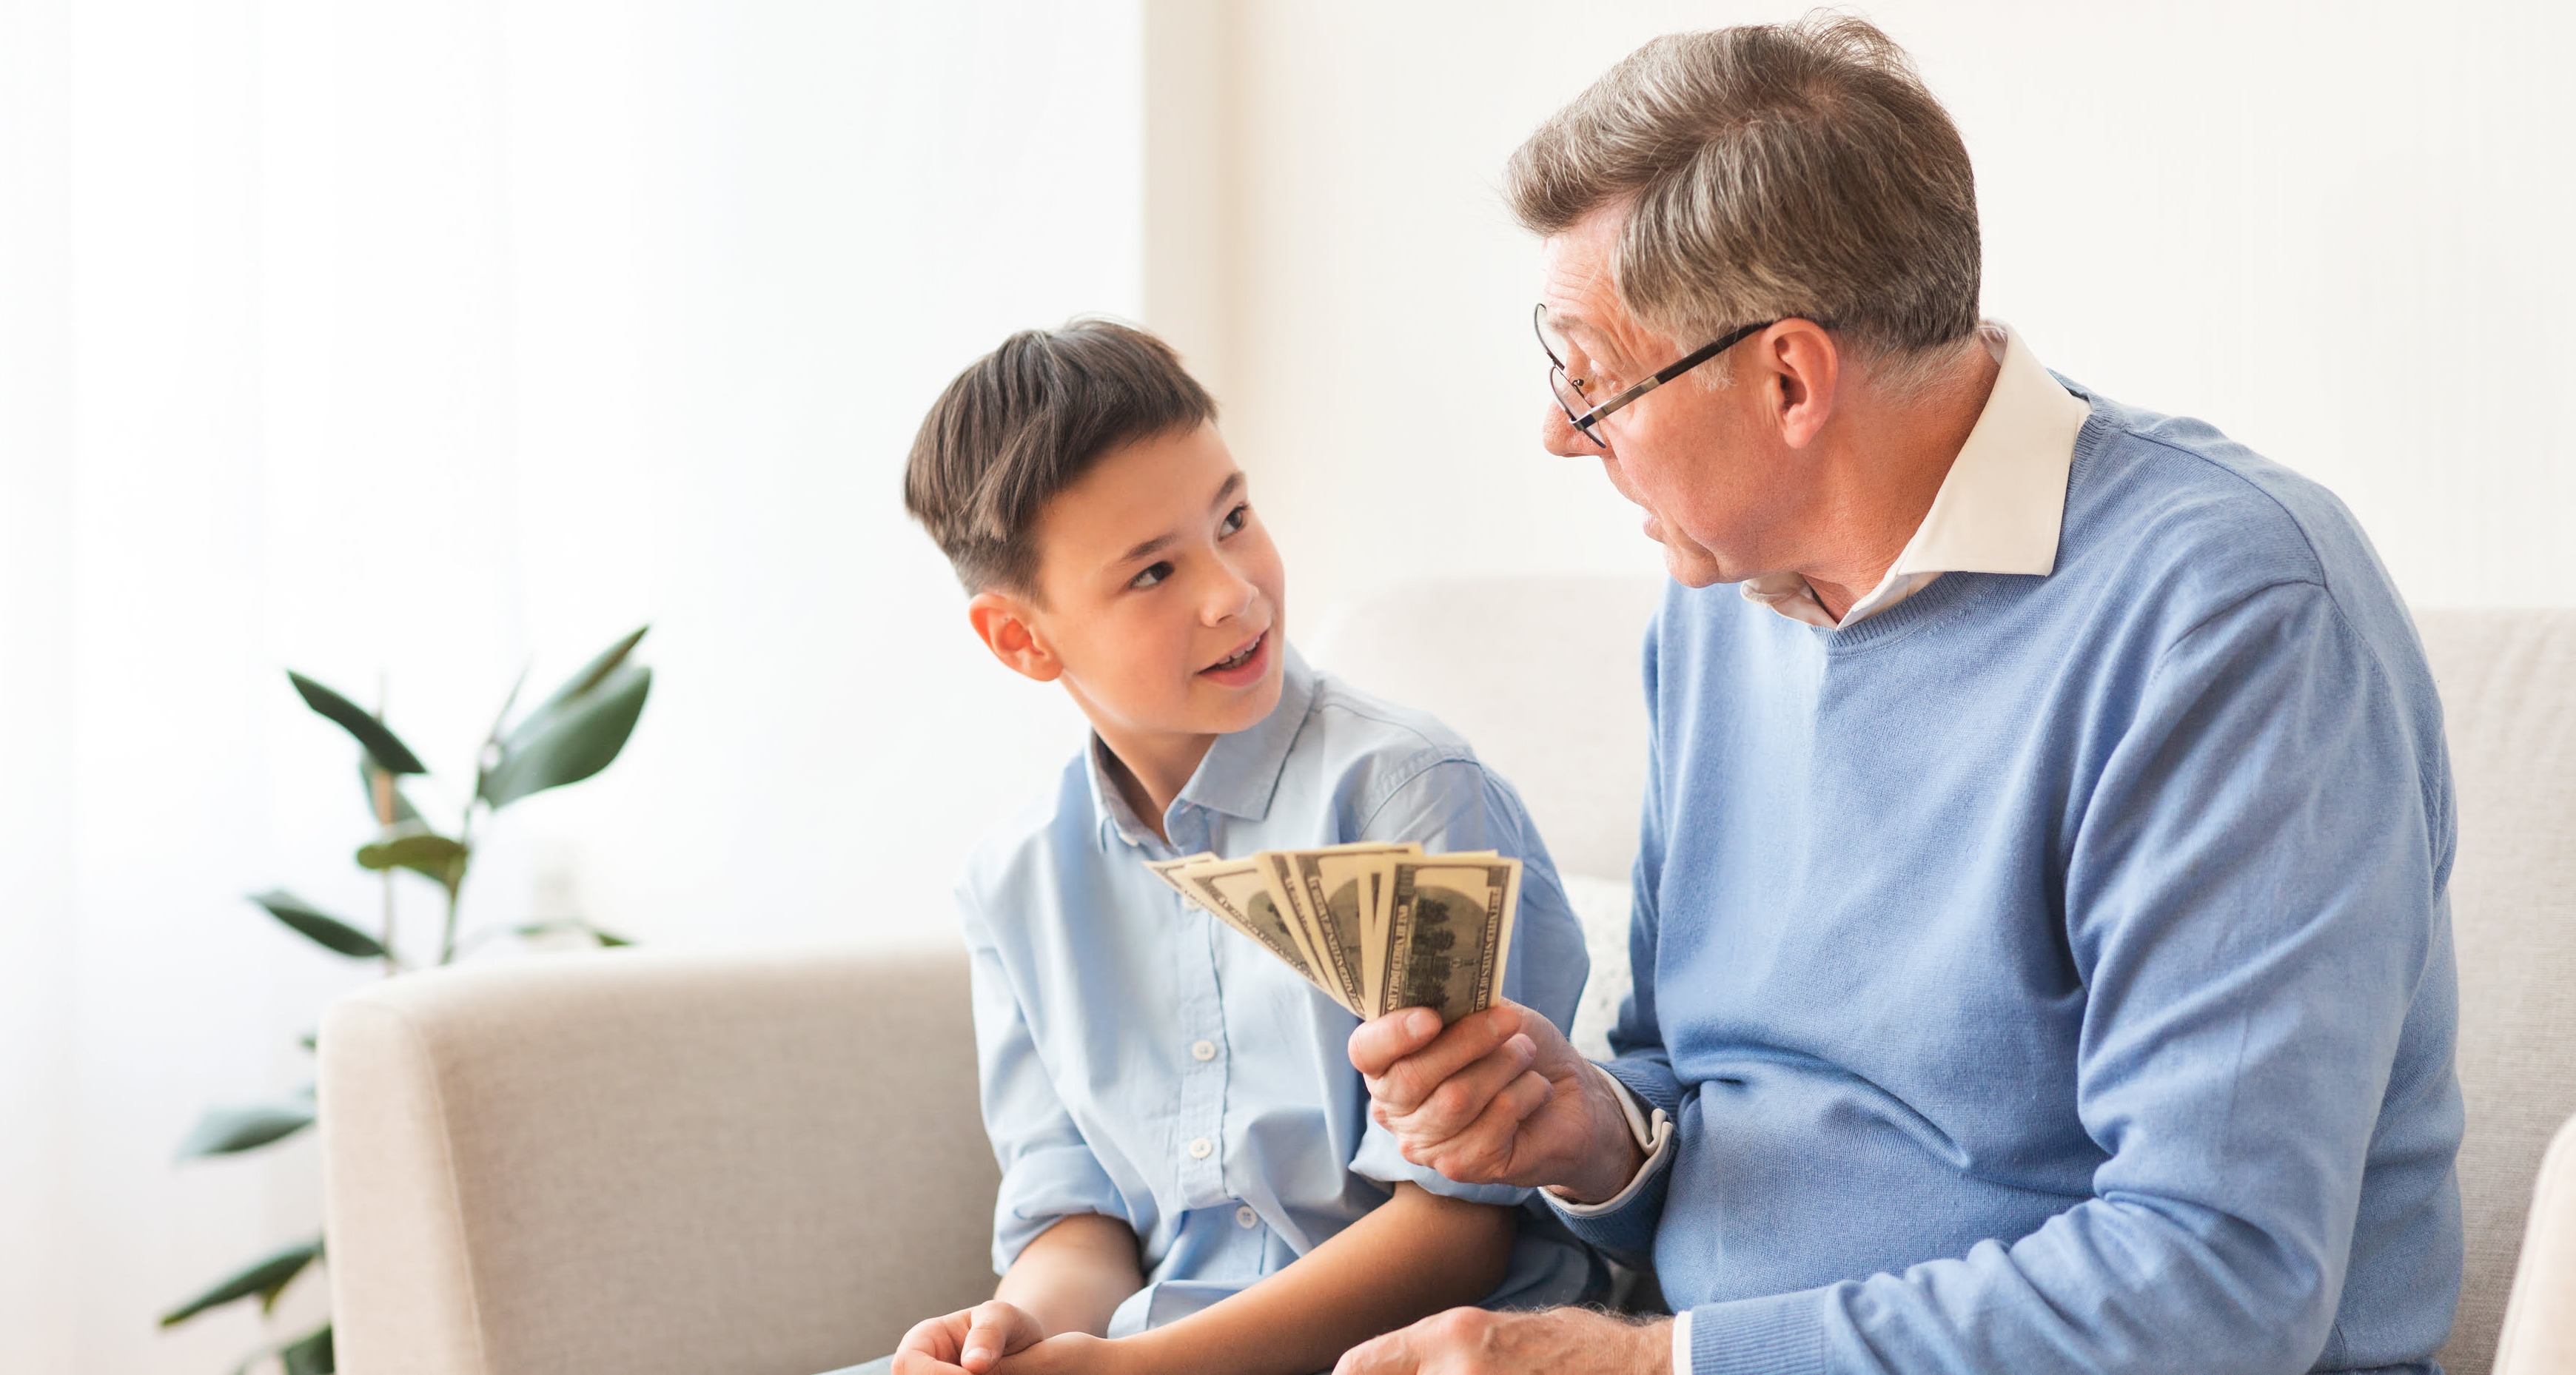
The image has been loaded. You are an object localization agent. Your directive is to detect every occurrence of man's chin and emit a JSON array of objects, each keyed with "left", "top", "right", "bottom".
[
  {"left": 1662, "top": 545, "right": 1727, "bottom": 588},
  {"left": 1641, "top": 512, "right": 1728, "bottom": 588}
]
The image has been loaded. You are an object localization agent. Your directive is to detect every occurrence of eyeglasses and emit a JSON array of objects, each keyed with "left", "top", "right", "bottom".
[{"left": 1534, "top": 304, "right": 1781, "bottom": 449}]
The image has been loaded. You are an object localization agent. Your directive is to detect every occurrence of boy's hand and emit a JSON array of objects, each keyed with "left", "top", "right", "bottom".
[
  {"left": 1348, "top": 1000, "right": 1642, "bottom": 1205},
  {"left": 985, "top": 1332, "right": 1133, "bottom": 1375},
  {"left": 895, "top": 1300, "right": 1047, "bottom": 1375}
]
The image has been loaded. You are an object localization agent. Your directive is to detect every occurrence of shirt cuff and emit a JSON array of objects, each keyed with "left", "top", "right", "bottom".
[
  {"left": 1671, "top": 1310, "right": 1692, "bottom": 1375},
  {"left": 1544, "top": 1060, "right": 1673, "bottom": 1217}
]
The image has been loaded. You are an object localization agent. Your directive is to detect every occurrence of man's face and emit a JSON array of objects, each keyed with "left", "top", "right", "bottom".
[
  {"left": 1537, "top": 208, "right": 1804, "bottom": 587},
  {"left": 1017, "top": 421, "right": 1288, "bottom": 742}
]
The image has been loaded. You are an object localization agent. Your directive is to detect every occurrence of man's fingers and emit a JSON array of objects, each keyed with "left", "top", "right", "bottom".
[
  {"left": 1347, "top": 1005, "right": 1446, "bottom": 1080},
  {"left": 1392, "top": 1033, "right": 1540, "bottom": 1143},
  {"left": 1419, "top": 1069, "right": 1554, "bottom": 1183},
  {"left": 1357, "top": 1003, "right": 1527, "bottom": 1112},
  {"left": 1332, "top": 1328, "right": 1418, "bottom": 1375}
]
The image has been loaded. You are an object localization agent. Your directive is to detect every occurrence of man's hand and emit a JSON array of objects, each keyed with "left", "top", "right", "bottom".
[
  {"left": 894, "top": 1300, "right": 1047, "bottom": 1375},
  {"left": 1333, "top": 1306, "right": 1670, "bottom": 1375},
  {"left": 1348, "top": 1000, "right": 1642, "bottom": 1203}
]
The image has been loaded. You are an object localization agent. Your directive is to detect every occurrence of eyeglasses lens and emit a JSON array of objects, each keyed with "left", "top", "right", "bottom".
[{"left": 1533, "top": 306, "right": 1606, "bottom": 447}]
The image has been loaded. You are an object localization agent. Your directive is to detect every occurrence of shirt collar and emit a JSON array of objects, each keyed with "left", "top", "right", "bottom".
[
  {"left": 1740, "top": 321, "right": 2091, "bottom": 629},
  {"left": 1086, "top": 644, "right": 1319, "bottom": 850}
]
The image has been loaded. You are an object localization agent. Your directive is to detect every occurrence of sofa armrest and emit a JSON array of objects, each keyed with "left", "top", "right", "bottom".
[
  {"left": 2495, "top": 1112, "right": 2576, "bottom": 1375},
  {"left": 318, "top": 944, "right": 999, "bottom": 1375}
]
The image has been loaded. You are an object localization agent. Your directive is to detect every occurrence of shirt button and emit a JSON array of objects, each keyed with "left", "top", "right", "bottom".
[
  {"left": 1191, "top": 1039, "right": 1218, "bottom": 1062},
  {"left": 1235, "top": 1205, "right": 1258, "bottom": 1229},
  {"left": 1188, "top": 1137, "right": 1213, "bottom": 1160}
]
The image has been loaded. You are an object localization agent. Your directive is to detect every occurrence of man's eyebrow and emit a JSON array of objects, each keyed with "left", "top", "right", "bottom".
[{"left": 1554, "top": 312, "right": 1635, "bottom": 372}]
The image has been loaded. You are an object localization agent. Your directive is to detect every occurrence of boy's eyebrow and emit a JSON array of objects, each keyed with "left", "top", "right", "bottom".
[
  {"left": 1117, "top": 531, "right": 1174, "bottom": 565},
  {"left": 1102, "top": 471, "right": 1241, "bottom": 568},
  {"left": 1113, "top": 471, "right": 1248, "bottom": 567}
]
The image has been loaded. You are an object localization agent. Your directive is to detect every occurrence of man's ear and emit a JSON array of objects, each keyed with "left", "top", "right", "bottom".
[
  {"left": 1759, "top": 320, "right": 1841, "bottom": 450},
  {"left": 967, "top": 589, "right": 1064, "bottom": 683}
]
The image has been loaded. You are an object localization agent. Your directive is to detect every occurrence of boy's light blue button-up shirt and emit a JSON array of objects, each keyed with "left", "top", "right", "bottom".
[{"left": 957, "top": 647, "right": 1596, "bottom": 1336}]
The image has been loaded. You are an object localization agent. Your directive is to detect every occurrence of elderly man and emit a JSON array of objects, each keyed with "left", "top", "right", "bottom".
[{"left": 1342, "top": 16, "right": 2461, "bottom": 1375}]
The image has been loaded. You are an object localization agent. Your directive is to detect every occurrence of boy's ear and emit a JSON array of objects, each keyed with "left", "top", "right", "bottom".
[{"left": 967, "top": 590, "right": 1064, "bottom": 683}]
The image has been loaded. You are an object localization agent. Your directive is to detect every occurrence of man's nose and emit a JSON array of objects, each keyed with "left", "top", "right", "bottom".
[{"left": 1540, "top": 400, "right": 1601, "bottom": 459}]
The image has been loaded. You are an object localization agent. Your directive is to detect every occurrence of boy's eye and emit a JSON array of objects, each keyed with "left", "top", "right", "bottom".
[
  {"left": 1218, "top": 503, "right": 1248, "bottom": 537},
  {"left": 1130, "top": 561, "right": 1173, "bottom": 589}
]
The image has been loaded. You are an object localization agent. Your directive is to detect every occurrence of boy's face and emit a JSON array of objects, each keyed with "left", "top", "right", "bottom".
[{"left": 971, "top": 421, "right": 1288, "bottom": 745}]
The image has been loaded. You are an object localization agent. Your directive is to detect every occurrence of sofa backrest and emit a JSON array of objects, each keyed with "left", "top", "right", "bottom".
[
  {"left": 1313, "top": 582, "right": 2576, "bottom": 1375},
  {"left": 2418, "top": 610, "right": 2576, "bottom": 1375},
  {"left": 1309, "top": 576, "right": 1666, "bottom": 884}
]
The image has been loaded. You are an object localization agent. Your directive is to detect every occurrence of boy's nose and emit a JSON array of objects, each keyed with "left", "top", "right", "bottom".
[{"left": 1202, "top": 565, "right": 1258, "bottom": 623}]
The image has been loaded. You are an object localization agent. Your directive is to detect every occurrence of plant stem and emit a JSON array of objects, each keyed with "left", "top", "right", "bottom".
[{"left": 376, "top": 673, "right": 398, "bottom": 976}]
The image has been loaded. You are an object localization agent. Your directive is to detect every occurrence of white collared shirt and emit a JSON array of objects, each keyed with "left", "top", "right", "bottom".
[
  {"left": 1736, "top": 322, "right": 2090, "bottom": 630},
  {"left": 1557, "top": 322, "right": 2090, "bottom": 1374}
]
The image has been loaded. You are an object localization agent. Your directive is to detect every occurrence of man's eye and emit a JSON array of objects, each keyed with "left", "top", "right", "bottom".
[
  {"left": 1218, "top": 503, "right": 1248, "bottom": 537},
  {"left": 1130, "top": 561, "right": 1173, "bottom": 589}
]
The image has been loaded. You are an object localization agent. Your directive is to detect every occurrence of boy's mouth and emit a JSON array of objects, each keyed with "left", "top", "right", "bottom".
[{"left": 1199, "top": 629, "right": 1271, "bottom": 684}]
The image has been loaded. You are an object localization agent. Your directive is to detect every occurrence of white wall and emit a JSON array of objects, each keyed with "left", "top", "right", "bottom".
[
  {"left": 10, "top": 4, "right": 2571, "bottom": 1370},
  {"left": 1173, "top": 1, "right": 2576, "bottom": 620},
  {"left": 1, "top": 1, "right": 1136, "bottom": 1369}
]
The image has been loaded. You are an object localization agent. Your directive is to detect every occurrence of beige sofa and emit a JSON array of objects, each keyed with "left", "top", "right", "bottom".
[{"left": 318, "top": 584, "right": 2576, "bottom": 1375}]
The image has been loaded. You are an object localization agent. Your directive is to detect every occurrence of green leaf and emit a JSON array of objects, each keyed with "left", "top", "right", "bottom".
[
  {"left": 358, "top": 760, "right": 423, "bottom": 827},
  {"left": 479, "top": 660, "right": 651, "bottom": 809},
  {"left": 280, "top": 1324, "right": 334, "bottom": 1375},
  {"left": 355, "top": 828, "right": 469, "bottom": 890},
  {"left": 531, "top": 625, "right": 648, "bottom": 719},
  {"left": 160, "top": 1238, "right": 323, "bottom": 1327},
  {"left": 177, "top": 1100, "right": 315, "bottom": 1157},
  {"left": 249, "top": 890, "right": 389, "bottom": 959},
  {"left": 287, "top": 671, "right": 426, "bottom": 775}
]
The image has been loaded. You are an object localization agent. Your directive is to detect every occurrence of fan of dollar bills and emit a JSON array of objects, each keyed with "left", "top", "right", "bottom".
[{"left": 1144, "top": 844, "right": 1522, "bottom": 1023}]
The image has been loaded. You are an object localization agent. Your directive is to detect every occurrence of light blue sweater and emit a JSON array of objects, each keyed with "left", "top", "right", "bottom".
[{"left": 1569, "top": 383, "right": 2463, "bottom": 1375}]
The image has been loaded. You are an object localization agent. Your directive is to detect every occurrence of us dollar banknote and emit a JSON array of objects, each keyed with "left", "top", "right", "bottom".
[
  {"left": 1378, "top": 858, "right": 1520, "bottom": 1023},
  {"left": 1147, "top": 844, "right": 1517, "bottom": 1023}
]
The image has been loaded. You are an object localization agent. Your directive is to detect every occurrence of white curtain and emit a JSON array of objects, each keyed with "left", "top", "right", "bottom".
[{"left": 1, "top": 2, "right": 1136, "bottom": 1368}]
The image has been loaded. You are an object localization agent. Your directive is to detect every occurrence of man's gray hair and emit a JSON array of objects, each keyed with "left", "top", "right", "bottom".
[{"left": 1506, "top": 14, "right": 1982, "bottom": 381}]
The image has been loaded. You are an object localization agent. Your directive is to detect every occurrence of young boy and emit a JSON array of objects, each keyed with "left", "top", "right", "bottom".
[{"left": 885, "top": 320, "right": 1595, "bottom": 1375}]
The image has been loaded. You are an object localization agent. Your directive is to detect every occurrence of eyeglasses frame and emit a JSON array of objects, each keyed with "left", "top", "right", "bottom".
[{"left": 1534, "top": 305, "right": 1787, "bottom": 449}]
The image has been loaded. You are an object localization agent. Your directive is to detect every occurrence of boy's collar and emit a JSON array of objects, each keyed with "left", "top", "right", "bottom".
[{"left": 1087, "top": 644, "right": 1318, "bottom": 850}]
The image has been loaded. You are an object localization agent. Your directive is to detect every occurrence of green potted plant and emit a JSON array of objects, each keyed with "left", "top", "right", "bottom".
[{"left": 160, "top": 627, "right": 654, "bottom": 1374}]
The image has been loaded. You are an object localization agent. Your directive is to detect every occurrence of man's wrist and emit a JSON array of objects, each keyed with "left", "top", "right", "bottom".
[{"left": 1548, "top": 1060, "right": 1654, "bottom": 1206}]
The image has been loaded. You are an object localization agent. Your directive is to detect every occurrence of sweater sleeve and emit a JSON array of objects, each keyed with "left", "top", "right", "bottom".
[
  {"left": 1686, "top": 580, "right": 2453, "bottom": 1375},
  {"left": 1549, "top": 620, "right": 1686, "bottom": 1263}
]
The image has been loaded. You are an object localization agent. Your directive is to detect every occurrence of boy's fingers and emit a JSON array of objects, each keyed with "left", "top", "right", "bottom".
[
  {"left": 1355, "top": 1003, "right": 1525, "bottom": 1112},
  {"left": 959, "top": 1302, "right": 1039, "bottom": 1368},
  {"left": 897, "top": 1312, "right": 970, "bottom": 1363}
]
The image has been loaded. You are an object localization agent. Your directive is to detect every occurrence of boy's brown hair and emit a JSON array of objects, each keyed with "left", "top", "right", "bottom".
[{"left": 905, "top": 318, "right": 1218, "bottom": 596}]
